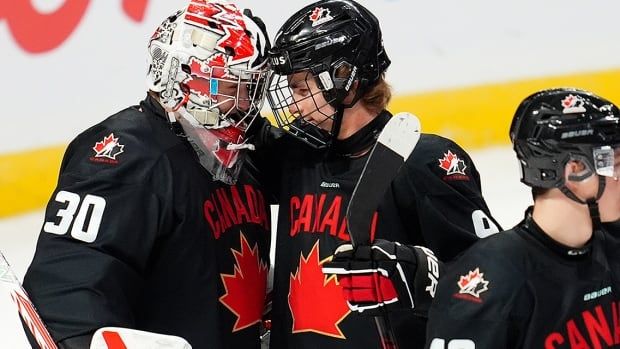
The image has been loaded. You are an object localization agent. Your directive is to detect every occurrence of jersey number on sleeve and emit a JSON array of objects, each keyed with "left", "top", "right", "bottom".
[
  {"left": 471, "top": 210, "right": 499, "bottom": 238},
  {"left": 43, "top": 190, "right": 106, "bottom": 243}
]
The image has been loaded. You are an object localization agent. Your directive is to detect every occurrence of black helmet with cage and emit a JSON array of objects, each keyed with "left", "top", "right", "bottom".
[
  {"left": 510, "top": 88, "right": 620, "bottom": 214},
  {"left": 266, "top": 0, "right": 390, "bottom": 148}
]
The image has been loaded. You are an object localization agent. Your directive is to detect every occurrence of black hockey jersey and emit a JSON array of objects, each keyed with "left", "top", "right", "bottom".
[
  {"left": 262, "top": 111, "right": 500, "bottom": 349},
  {"left": 23, "top": 96, "right": 271, "bottom": 349},
  {"left": 426, "top": 212, "right": 620, "bottom": 349}
]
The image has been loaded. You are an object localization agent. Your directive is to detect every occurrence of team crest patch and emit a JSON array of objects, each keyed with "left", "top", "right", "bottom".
[
  {"left": 453, "top": 267, "right": 489, "bottom": 303},
  {"left": 438, "top": 150, "right": 469, "bottom": 181},
  {"left": 309, "top": 7, "right": 334, "bottom": 27},
  {"left": 561, "top": 94, "right": 587, "bottom": 114},
  {"left": 90, "top": 133, "right": 124, "bottom": 164}
]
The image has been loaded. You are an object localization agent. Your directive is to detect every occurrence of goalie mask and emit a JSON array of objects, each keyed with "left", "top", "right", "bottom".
[{"left": 146, "top": 2, "right": 269, "bottom": 184}]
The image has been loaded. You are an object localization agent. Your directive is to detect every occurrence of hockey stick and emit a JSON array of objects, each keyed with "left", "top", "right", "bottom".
[
  {"left": 346, "top": 112, "right": 421, "bottom": 349},
  {"left": 0, "top": 251, "right": 58, "bottom": 349},
  {"left": 1, "top": 252, "right": 195, "bottom": 349}
]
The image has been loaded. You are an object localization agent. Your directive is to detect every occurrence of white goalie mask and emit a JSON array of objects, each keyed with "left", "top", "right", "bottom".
[{"left": 146, "top": 1, "right": 269, "bottom": 184}]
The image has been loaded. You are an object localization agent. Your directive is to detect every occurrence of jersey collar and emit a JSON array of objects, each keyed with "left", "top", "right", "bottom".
[{"left": 522, "top": 207, "right": 593, "bottom": 259}]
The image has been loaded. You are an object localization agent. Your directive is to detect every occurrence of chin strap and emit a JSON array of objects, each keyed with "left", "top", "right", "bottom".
[
  {"left": 329, "top": 107, "right": 345, "bottom": 147},
  {"left": 560, "top": 175, "right": 606, "bottom": 229},
  {"left": 587, "top": 199, "right": 602, "bottom": 229}
]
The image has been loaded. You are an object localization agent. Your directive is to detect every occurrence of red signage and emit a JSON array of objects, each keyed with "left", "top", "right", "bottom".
[{"left": 0, "top": 0, "right": 150, "bottom": 54}]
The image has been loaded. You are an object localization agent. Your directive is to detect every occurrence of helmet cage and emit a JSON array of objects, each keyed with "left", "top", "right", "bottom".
[
  {"left": 181, "top": 63, "right": 269, "bottom": 130},
  {"left": 267, "top": 69, "right": 342, "bottom": 148}
]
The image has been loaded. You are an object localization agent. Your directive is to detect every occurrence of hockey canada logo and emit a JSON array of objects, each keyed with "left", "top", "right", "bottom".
[
  {"left": 438, "top": 150, "right": 469, "bottom": 180},
  {"left": 309, "top": 7, "right": 334, "bottom": 27},
  {"left": 91, "top": 133, "right": 124, "bottom": 164},
  {"left": 453, "top": 268, "right": 489, "bottom": 303},
  {"left": 561, "top": 94, "right": 587, "bottom": 114}
]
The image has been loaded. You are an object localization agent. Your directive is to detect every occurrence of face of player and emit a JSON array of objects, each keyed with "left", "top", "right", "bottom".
[
  {"left": 286, "top": 71, "right": 336, "bottom": 132},
  {"left": 215, "top": 79, "right": 252, "bottom": 117}
]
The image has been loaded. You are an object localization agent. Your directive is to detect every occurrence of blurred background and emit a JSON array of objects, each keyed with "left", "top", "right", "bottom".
[{"left": 1, "top": 0, "right": 619, "bottom": 347}]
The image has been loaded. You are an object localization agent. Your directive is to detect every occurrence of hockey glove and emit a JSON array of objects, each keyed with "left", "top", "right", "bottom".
[{"left": 322, "top": 240, "right": 441, "bottom": 317}]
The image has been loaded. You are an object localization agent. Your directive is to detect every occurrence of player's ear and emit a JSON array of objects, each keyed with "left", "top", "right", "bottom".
[{"left": 565, "top": 159, "right": 593, "bottom": 183}]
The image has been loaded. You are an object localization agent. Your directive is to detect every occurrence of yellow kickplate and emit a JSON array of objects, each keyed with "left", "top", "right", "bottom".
[
  {"left": 0, "top": 146, "right": 65, "bottom": 218},
  {"left": 1, "top": 68, "right": 619, "bottom": 217}
]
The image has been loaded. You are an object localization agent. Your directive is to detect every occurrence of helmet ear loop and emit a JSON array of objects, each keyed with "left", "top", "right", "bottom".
[{"left": 561, "top": 159, "right": 596, "bottom": 205}]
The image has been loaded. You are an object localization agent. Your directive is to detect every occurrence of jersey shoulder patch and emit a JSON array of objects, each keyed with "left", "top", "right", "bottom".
[
  {"left": 61, "top": 107, "right": 185, "bottom": 185},
  {"left": 440, "top": 230, "right": 529, "bottom": 306},
  {"left": 398, "top": 134, "right": 483, "bottom": 196}
]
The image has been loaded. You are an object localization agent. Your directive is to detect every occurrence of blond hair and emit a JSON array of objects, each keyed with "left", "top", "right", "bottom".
[{"left": 362, "top": 75, "right": 391, "bottom": 114}]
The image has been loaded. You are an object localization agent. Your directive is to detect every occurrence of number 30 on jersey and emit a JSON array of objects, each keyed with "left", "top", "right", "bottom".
[{"left": 43, "top": 190, "right": 106, "bottom": 243}]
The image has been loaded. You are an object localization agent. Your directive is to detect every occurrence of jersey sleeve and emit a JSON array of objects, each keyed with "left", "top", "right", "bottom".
[
  {"left": 248, "top": 117, "right": 289, "bottom": 202},
  {"left": 22, "top": 126, "right": 176, "bottom": 344},
  {"left": 424, "top": 236, "right": 530, "bottom": 349},
  {"left": 393, "top": 135, "right": 502, "bottom": 262}
]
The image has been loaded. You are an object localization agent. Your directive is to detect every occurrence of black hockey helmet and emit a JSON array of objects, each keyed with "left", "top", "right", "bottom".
[
  {"left": 510, "top": 88, "right": 620, "bottom": 196},
  {"left": 266, "top": 0, "right": 390, "bottom": 148}
]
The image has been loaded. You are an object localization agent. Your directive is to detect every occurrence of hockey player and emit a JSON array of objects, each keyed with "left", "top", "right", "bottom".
[
  {"left": 425, "top": 88, "right": 620, "bottom": 348},
  {"left": 21, "top": 2, "right": 272, "bottom": 348},
  {"left": 257, "top": 0, "right": 500, "bottom": 347}
]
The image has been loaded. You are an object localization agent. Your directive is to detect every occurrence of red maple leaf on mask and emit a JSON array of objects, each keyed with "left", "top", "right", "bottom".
[
  {"left": 211, "top": 127, "right": 245, "bottom": 169},
  {"left": 184, "top": 2, "right": 254, "bottom": 63},
  {"left": 289, "top": 241, "right": 350, "bottom": 338},
  {"left": 220, "top": 233, "right": 268, "bottom": 331}
]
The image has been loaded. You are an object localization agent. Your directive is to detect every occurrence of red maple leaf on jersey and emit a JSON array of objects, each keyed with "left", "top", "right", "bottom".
[
  {"left": 438, "top": 150, "right": 457, "bottom": 171},
  {"left": 438, "top": 150, "right": 467, "bottom": 175},
  {"left": 92, "top": 133, "right": 124, "bottom": 160},
  {"left": 289, "top": 242, "right": 350, "bottom": 338},
  {"left": 457, "top": 267, "right": 489, "bottom": 298},
  {"left": 220, "top": 233, "right": 268, "bottom": 331}
]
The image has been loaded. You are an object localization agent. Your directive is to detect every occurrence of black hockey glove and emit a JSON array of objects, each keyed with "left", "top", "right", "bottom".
[{"left": 322, "top": 240, "right": 441, "bottom": 317}]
